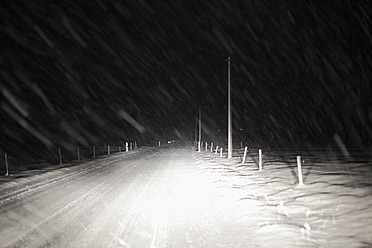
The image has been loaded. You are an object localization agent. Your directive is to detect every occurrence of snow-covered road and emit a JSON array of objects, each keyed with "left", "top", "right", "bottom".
[
  {"left": 1, "top": 146, "right": 371, "bottom": 248},
  {"left": 0, "top": 147, "right": 242, "bottom": 247},
  {"left": 0, "top": 147, "right": 182, "bottom": 247}
]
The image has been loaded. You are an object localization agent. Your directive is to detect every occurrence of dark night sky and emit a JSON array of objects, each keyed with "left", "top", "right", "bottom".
[{"left": 1, "top": 0, "right": 372, "bottom": 159}]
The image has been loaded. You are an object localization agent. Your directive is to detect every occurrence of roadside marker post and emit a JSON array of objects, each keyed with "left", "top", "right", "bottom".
[
  {"left": 58, "top": 148, "right": 62, "bottom": 165},
  {"left": 5, "top": 153, "right": 9, "bottom": 176},
  {"left": 220, "top": 147, "right": 223, "bottom": 157},
  {"left": 242, "top": 146, "right": 248, "bottom": 163},
  {"left": 259, "top": 149, "right": 263, "bottom": 171},
  {"left": 205, "top": 142, "right": 208, "bottom": 152},
  {"left": 126, "top": 142, "right": 129, "bottom": 151},
  {"left": 107, "top": 145, "right": 110, "bottom": 155},
  {"left": 297, "top": 156, "right": 304, "bottom": 185},
  {"left": 211, "top": 142, "right": 214, "bottom": 152},
  {"left": 215, "top": 146, "right": 219, "bottom": 154}
]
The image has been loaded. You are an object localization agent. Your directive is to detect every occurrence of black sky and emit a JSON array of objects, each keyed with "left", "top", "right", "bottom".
[{"left": 1, "top": 0, "right": 372, "bottom": 159}]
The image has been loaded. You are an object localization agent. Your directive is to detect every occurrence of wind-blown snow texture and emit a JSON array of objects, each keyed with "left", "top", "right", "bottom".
[
  {"left": 194, "top": 150, "right": 372, "bottom": 247},
  {"left": 1, "top": 147, "right": 370, "bottom": 247},
  {"left": 0, "top": 1, "right": 372, "bottom": 161}
]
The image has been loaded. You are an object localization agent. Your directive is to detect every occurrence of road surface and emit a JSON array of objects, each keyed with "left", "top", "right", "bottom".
[
  {"left": 0, "top": 146, "right": 246, "bottom": 248},
  {"left": 2, "top": 146, "right": 371, "bottom": 247}
]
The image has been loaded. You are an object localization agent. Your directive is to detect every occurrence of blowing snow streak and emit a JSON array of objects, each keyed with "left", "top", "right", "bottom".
[{"left": 118, "top": 109, "right": 146, "bottom": 134}]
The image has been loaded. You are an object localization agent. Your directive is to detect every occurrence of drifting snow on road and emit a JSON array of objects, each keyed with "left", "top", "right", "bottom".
[{"left": 0, "top": 147, "right": 371, "bottom": 247}]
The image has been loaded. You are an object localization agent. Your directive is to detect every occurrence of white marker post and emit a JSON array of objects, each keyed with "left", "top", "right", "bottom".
[
  {"left": 215, "top": 146, "right": 219, "bottom": 154},
  {"left": 5, "top": 153, "right": 9, "bottom": 176},
  {"left": 211, "top": 142, "right": 214, "bottom": 152},
  {"left": 134, "top": 141, "right": 137, "bottom": 149},
  {"left": 259, "top": 149, "right": 263, "bottom": 171},
  {"left": 297, "top": 156, "right": 304, "bottom": 185},
  {"left": 205, "top": 142, "right": 208, "bottom": 152},
  {"left": 107, "top": 145, "right": 110, "bottom": 155},
  {"left": 242, "top": 146, "right": 248, "bottom": 163},
  {"left": 220, "top": 147, "right": 223, "bottom": 157},
  {"left": 58, "top": 148, "right": 62, "bottom": 165},
  {"left": 130, "top": 142, "right": 133, "bottom": 150},
  {"left": 93, "top": 145, "right": 96, "bottom": 158},
  {"left": 126, "top": 142, "right": 129, "bottom": 152},
  {"left": 119, "top": 146, "right": 121, "bottom": 152}
]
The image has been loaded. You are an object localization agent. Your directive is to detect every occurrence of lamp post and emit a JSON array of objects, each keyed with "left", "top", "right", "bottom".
[
  {"left": 198, "top": 108, "right": 202, "bottom": 152},
  {"left": 226, "top": 57, "right": 233, "bottom": 158}
]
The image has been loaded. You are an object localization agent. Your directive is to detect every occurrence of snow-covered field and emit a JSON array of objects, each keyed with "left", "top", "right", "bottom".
[
  {"left": 0, "top": 146, "right": 371, "bottom": 247},
  {"left": 193, "top": 149, "right": 372, "bottom": 247}
]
